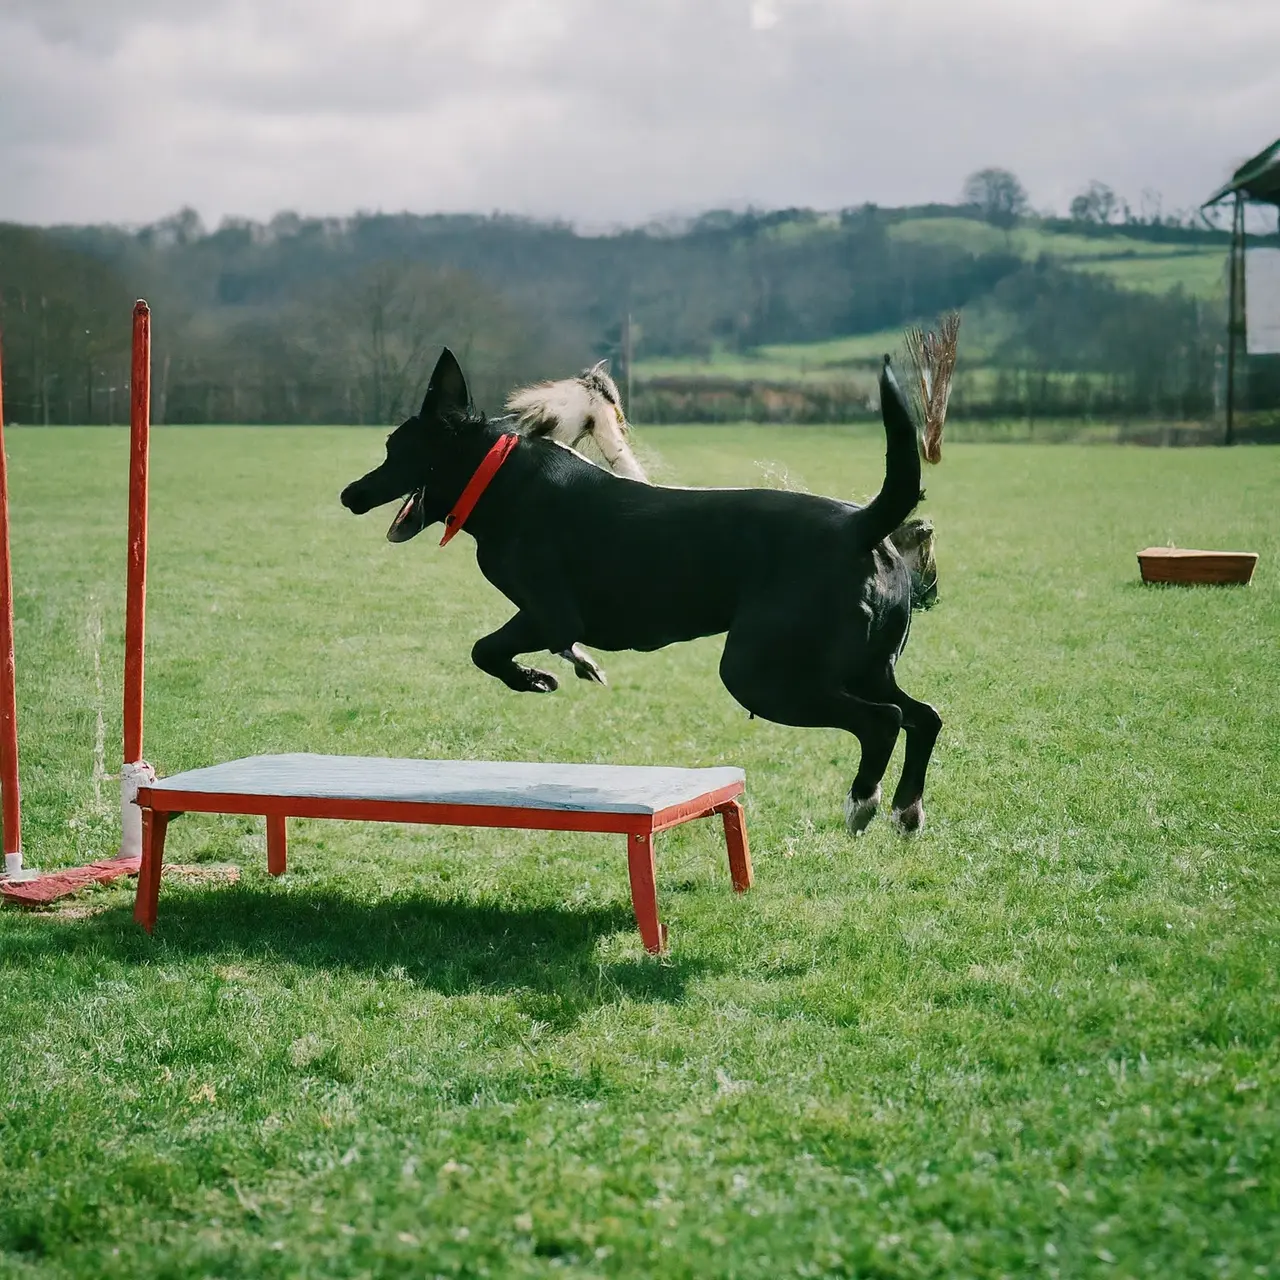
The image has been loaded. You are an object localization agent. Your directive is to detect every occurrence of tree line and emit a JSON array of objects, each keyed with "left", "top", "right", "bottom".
[{"left": 0, "top": 187, "right": 1248, "bottom": 427}]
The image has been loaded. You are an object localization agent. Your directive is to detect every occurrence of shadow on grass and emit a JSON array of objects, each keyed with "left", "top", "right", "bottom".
[{"left": 6, "top": 884, "right": 715, "bottom": 1018}]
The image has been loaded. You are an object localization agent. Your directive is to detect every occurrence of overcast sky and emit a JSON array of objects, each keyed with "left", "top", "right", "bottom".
[{"left": 1, "top": 0, "right": 1277, "bottom": 230}]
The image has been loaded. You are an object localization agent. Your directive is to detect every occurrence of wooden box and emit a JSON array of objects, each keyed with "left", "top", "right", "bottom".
[{"left": 1137, "top": 547, "right": 1258, "bottom": 586}]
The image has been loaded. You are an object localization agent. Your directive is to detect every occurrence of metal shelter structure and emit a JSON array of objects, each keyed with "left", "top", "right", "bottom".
[{"left": 1204, "top": 136, "right": 1280, "bottom": 445}]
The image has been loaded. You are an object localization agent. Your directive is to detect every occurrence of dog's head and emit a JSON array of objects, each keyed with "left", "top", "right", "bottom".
[{"left": 340, "top": 348, "right": 486, "bottom": 543}]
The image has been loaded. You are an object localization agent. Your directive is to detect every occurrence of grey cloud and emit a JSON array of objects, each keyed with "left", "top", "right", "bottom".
[
  {"left": 1, "top": 0, "right": 228, "bottom": 51},
  {"left": 0, "top": 0, "right": 1277, "bottom": 227}
]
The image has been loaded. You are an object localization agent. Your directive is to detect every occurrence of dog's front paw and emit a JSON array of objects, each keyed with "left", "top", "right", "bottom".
[
  {"left": 514, "top": 666, "right": 559, "bottom": 693},
  {"left": 843, "top": 784, "right": 881, "bottom": 835},
  {"left": 571, "top": 654, "right": 607, "bottom": 686},
  {"left": 558, "top": 646, "right": 608, "bottom": 686},
  {"left": 890, "top": 798, "right": 925, "bottom": 834}
]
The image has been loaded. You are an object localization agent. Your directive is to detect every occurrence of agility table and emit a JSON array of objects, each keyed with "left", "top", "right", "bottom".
[{"left": 133, "top": 754, "right": 751, "bottom": 953}]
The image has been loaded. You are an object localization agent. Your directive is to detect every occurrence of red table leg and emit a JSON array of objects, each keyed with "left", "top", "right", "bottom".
[
  {"left": 133, "top": 809, "right": 169, "bottom": 932},
  {"left": 266, "top": 814, "right": 287, "bottom": 876},
  {"left": 718, "top": 799, "right": 753, "bottom": 892},
  {"left": 627, "top": 829, "right": 667, "bottom": 954}
]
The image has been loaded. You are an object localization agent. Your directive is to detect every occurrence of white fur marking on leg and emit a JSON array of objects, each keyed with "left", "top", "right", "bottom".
[
  {"left": 557, "top": 644, "right": 608, "bottom": 685},
  {"left": 844, "top": 784, "right": 881, "bottom": 835},
  {"left": 890, "top": 799, "right": 925, "bottom": 834}
]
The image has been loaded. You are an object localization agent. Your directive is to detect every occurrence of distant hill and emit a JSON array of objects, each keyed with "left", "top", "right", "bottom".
[
  {"left": 631, "top": 212, "right": 1230, "bottom": 423},
  {"left": 0, "top": 204, "right": 1238, "bottom": 425}
]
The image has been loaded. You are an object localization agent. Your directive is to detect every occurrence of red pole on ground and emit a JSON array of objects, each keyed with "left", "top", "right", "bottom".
[
  {"left": 116, "top": 301, "right": 157, "bottom": 861},
  {"left": 1, "top": 303, "right": 157, "bottom": 900},
  {"left": 0, "top": 334, "right": 23, "bottom": 874},
  {"left": 124, "top": 301, "right": 150, "bottom": 765}
]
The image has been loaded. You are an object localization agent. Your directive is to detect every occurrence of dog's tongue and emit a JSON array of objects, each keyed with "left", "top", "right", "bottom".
[{"left": 387, "top": 490, "right": 423, "bottom": 543}]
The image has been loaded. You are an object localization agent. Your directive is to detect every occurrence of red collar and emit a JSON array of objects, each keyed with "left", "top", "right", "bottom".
[{"left": 439, "top": 433, "right": 520, "bottom": 546}]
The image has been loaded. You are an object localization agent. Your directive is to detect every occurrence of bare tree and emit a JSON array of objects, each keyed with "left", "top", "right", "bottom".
[
  {"left": 961, "top": 168, "right": 1029, "bottom": 231},
  {"left": 341, "top": 263, "right": 472, "bottom": 423},
  {"left": 1069, "top": 180, "right": 1121, "bottom": 225},
  {"left": 294, "top": 259, "right": 572, "bottom": 422}
]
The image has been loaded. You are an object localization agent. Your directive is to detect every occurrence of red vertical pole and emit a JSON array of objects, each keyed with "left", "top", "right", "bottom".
[
  {"left": 0, "top": 333, "right": 23, "bottom": 873},
  {"left": 124, "top": 301, "right": 150, "bottom": 765}
]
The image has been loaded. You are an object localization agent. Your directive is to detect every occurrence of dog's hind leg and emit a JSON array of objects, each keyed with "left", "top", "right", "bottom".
[
  {"left": 719, "top": 642, "right": 902, "bottom": 833},
  {"left": 836, "top": 696, "right": 903, "bottom": 833},
  {"left": 557, "top": 644, "right": 608, "bottom": 685},
  {"left": 472, "top": 612, "right": 564, "bottom": 693},
  {"left": 884, "top": 685, "right": 941, "bottom": 834}
]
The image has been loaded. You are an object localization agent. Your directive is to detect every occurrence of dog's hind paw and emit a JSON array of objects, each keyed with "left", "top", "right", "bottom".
[
  {"left": 515, "top": 666, "right": 559, "bottom": 693},
  {"left": 890, "top": 799, "right": 925, "bottom": 834},
  {"left": 844, "top": 785, "right": 881, "bottom": 835}
]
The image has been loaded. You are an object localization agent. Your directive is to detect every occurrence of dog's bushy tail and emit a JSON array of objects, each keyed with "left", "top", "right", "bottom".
[
  {"left": 903, "top": 312, "right": 960, "bottom": 465},
  {"left": 854, "top": 357, "right": 922, "bottom": 551},
  {"left": 506, "top": 370, "right": 648, "bottom": 482}
]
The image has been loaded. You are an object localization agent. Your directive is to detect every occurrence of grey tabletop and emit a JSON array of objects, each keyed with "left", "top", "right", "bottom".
[{"left": 145, "top": 754, "right": 745, "bottom": 815}]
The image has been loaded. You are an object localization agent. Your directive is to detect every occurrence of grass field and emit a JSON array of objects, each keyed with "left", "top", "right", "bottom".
[
  {"left": 634, "top": 333, "right": 920, "bottom": 387},
  {"left": 759, "top": 214, "right": 1227, "bottom": 298},
  {"left": 634, "top": 216, "right": 1226, "bottom": 396},
  {"left": 886, "top": 219, "right": 1225, "bottom": 300},
  {"left": 1, "top": 425, "right": 1278, "bottom": 1278}
]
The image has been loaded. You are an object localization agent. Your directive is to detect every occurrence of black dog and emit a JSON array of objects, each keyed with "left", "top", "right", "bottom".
[{"left": 341, "top": 350, "right": 940, "bottom": 833}]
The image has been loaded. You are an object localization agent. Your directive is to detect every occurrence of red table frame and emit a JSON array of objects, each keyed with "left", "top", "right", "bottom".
[{"left": 133, "top": 782, "right": 752, "bottom": 953}]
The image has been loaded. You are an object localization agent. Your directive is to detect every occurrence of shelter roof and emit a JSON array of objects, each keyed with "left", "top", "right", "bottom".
[{"left": 1205, "top": 137, "right": 1280, "bottom": 207}]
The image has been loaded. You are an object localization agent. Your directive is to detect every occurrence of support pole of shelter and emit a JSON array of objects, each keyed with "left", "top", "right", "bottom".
[
  {"left": 0, "top": 334, "right": 35, "bottom": 882},
  {"left": 121, "top": 301, "right": 156, "bottom": 856},
  {"left": 1225, "top": 193, "right": 1245, "bottom": 447}
]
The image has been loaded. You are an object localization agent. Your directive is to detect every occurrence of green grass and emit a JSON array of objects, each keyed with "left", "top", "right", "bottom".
[
  {"left": 751, "top": 213, "right": 1225, "bottom": 291},
  {"left": 888, "top": 218, "right": 1225, "bottom": 299},
  {"left": 632, "top": 218, "right": 1225, "bottom": 394},
  {"left": 634, "top": 334, "right": 892, "bottom": 387},
  {"left": 2, "top": 425, "right": 1278, "bottom": 1278},
  {"left": 1070, "top": 252, "right": 1226, "bottom": 298},
  {"left": 636, "top": 331, "right": 1001, "bottom": 389}
]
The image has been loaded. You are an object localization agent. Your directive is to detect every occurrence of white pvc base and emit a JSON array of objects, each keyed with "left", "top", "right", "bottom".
[
  {"left": 120, "top": 760, "right": 157, "bottom": 857},
  {"left": 2, "top": 850, "right": 40, "bottom": 882}
]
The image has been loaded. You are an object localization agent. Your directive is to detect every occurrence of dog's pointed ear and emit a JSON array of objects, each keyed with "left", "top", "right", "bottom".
[{"left": 419, "top": 347, "right": 469, "bottom": 420}]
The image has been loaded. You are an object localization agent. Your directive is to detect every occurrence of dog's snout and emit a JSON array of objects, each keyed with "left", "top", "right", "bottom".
[{"left": 340, "top": 482, "right": 369, "bottom": 514}]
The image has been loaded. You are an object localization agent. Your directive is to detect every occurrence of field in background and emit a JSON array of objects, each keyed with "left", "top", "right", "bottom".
[
  {"left": 745, "top": 210, "right": 1227, "bottom": 294},
  {"left": 1, "top": 425, "right": 1277, "bottom": 1278},
  {"left": 887, "top": 217, "right": 1227, "bottom": 298},
  {"left": 633, "top": 215, "right": 1229, "bottom": 424}
]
